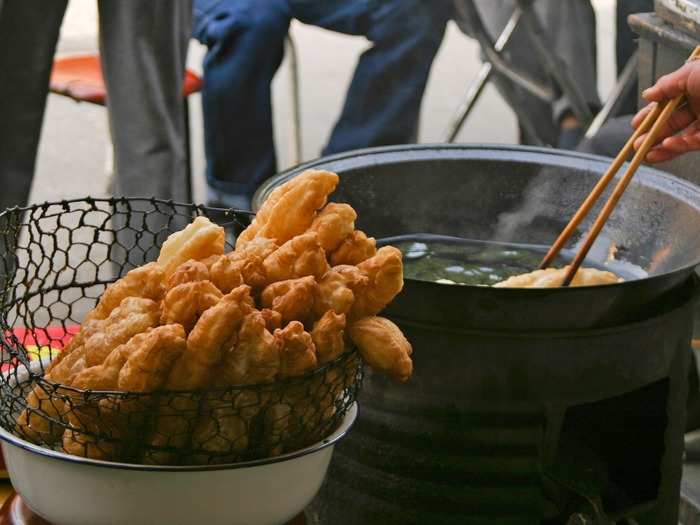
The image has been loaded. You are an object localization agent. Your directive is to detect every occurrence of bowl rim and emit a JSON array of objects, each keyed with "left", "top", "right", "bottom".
[{"left": 0, "top": 403, "right": 358, "bottom": 472}]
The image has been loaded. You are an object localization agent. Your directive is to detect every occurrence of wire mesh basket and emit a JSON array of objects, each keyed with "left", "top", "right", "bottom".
[{"left": 0, "top": 198, "right": 362, "bottom": 465}]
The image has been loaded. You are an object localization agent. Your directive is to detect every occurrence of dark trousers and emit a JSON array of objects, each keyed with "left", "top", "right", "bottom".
[
  {"left": 0, "top": 0, "right": 192, "bottom": 211},
  {"left": 193, "top": 0, "right": 452, "bottom": 198}
]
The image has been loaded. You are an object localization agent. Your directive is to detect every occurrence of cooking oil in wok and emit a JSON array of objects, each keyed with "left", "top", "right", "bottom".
[{"left": 382, "top": 234, "right": 646, "bottom": 286}]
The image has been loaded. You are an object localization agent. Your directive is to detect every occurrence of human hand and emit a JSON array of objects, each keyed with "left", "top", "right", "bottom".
[{"left": 631, "top": 60, "right": 700, "bottom": 163}]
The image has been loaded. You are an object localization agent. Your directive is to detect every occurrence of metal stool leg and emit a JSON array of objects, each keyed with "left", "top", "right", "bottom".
[
  {"left": 443, "top": 7, "right": 522, "bottom": 142},
  {"left": 183, "top": 96, "right": 193, "bottom": 203},
  {"left": 584, "top": 51, "right": 640, "bottom": 140},
  {"left": 285, "top": 35, "right": 302, "bottom": 165},
  {"left": 454, "top": 1, "right": 553, "bottom": 145}
]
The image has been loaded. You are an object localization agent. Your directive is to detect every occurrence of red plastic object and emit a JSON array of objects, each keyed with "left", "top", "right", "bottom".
[{"left": 49, "top": 54, "right": 203, "bottom": 105}]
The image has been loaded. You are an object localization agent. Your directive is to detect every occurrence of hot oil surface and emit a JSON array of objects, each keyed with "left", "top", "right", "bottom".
[{"left": 384, "top": 234, "right": 646, "bottom": 286}]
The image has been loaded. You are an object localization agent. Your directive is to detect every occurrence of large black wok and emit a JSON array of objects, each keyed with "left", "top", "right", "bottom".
[{"left": 254, "top": 144, "right": 700, "bottom": 331}]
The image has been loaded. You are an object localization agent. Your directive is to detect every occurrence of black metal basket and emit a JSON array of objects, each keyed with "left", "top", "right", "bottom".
[{"left": 0, "top": 198, "right": 362, "bottom": 465}]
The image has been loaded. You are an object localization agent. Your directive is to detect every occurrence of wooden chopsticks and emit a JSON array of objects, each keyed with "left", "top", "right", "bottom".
[{"left": 539, "top": 44, "right": 700, "bottom": 286}]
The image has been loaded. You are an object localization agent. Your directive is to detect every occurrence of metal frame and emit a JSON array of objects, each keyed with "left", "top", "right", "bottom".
[
  {"left": 445, "top": 0, "right": 628, "bottom": 145},
  {"left": 584, "top": 50, "right": 640, "bottom": 139}
]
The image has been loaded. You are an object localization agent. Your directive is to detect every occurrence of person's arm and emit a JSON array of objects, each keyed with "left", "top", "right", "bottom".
[{"left": 632, "top": 60, "right": 700, "bottom": 163}]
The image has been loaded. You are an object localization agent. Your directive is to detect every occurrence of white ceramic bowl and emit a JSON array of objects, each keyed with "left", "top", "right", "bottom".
[{"left": 0, "top": 362, "right": 357, "bottom": 525}]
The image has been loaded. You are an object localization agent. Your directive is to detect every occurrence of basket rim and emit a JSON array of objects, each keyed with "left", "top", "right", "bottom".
[
  {"left": 0, "top": 403, "right": 358, "bottom": 472},
  {"left": 0, "top": 196, "right": 255, "bottom": 219}
]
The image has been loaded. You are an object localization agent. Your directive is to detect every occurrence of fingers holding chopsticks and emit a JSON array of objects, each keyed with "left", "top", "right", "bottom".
[
  {"left": 631, "top": 58, "right": 700, "bottom": 163},
  {"left": 642, "top": 61, "right": 700, "bottom": 103},
  {"left": 632, "top": 103, "right": 697, "bottom": 163}
]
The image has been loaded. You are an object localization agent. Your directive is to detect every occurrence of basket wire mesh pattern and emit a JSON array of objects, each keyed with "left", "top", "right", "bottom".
[{"left": 0, "top": 198, "right": 362, "bottom": 465}]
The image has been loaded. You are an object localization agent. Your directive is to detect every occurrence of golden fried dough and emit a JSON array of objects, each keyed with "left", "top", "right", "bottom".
[
  {"left": 84, "top": 297, "right": 161, "bottom": 368},
  {"left": 350, "top": 246, "right": 404, "bottom": 319},
  {"left": 348, "top": 316, "right": 412, "bottom": 382},
  {"left": 117, "top": 324, "right": 187, "bottom": 391},
  {"left": 311, "top": 311, "right": 346, "bottom": 364},
  {"left": 209, "top": 253, "right": 267, "bottom": 293},
  {"left": 260, "top": 276, "right": 316, "bottom": 324},
  {"left": 71, "top": 325, "right": 186, "bottom": 392},
  {"left": 64, "top": 325, "right": 187, "bottom": 459},
  {"left": 191, "top": 397, "right": 248, "bottom": 461},
  {"left": 234, "top": 237, "right": 278, "bottom": 261},
  {"left": 157, "top": 216, "right": 225, "bottom": 277},
  {"left": 161, "top": 280, "right": 223, "bottom": 332},
  {"left": 86, "top": 262, "right": 165, "bottom": 322},
  {"left": 313, "top": 267, "right": 367, "bottom": 318},
  {"left": 260, "top": 308, "right": 282, "bottom": 332},
  {"left": 17, "top": 378, "right": 73, "bottom": 444},
  {"left": 165, "top": 285, "right": 254, "bottom": 390},
  {"left": 208, "top": 255, "right": 243, "bottom": 292},
  {"left": 308, "top": 203, "right": 356, "bottom": 252},
  {"left": 275, "top": 321, "right": 317, "bottom": 378},
  {"left": 493, "top": 266, "right": 623, "bottom": 288},
  {"left": 166, "top": 260, "right": 210, "bottom": 289},
  {"left": 330, "top": 230, "right": 377, "bottom": 266},
  {"left": 236, "top": 170, "right": 338, "bottom": 247},
  {"left": 218, "top": 311, "right": 280, "bottom": 386},
  {"left": 147, "top": 288, "right": 254, "bottom": 463},
  {"left": 263, "top": 232, "right": 329, "bottom": 283}
]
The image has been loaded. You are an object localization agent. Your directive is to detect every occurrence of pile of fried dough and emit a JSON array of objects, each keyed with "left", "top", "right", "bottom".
[{"left": 15, "top": 170, "right": 411, "bottom": 464}]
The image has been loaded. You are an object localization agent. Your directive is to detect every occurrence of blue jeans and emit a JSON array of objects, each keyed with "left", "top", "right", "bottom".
[{"left": 193, "top": 0, "right": 451, "bottom": 199}]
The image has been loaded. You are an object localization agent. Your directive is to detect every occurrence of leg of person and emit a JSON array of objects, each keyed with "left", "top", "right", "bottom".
[
  {"left": 538, "top": 0, "right": 600, "bottom": 147},
  {"left": 0, "top": 0, "right": 68, "bottom": 210},
  {"left": 458, "top": 0, "right": 599, "bottom": 147},
  {"left": 98, "top": 0, "right": 192, "bottom": 271},
  {"left": 0, "top": 0, "right": 67, "bottom": 289},
  {"left": 458, "top": 0, "right": 557, "bottom": 145},
  {"left": 193, "top": 0, "right": 291, "bottom": 207},
  {"left": 98, "top": 0, "right": 191, "bottom": 203},
  {"left": 290, "top": 0, "right": 451, "bottom": 154}
]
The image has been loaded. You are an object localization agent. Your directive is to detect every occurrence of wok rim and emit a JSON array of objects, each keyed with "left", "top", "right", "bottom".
[{"left": 255, "top": 143, "right": 700, "bottom": 292}]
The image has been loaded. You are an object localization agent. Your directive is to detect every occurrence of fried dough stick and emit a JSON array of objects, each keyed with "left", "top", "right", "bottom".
[
  {"left": 348, "top": 246, "right": 404, "bottom": 320},
  {"left": 16, "top": 297, "right": 160, "bottom": 444},
  {"left": 145, "top": 286, "right": 253, "bottom": 464},
  {"left": 161, "top": 280, "right": 223, "bottom": 333},
  {"left": 263, "top": 232, "right": 329, "bottom": 283},
  {"left": 62, "top": 325, "right": 186, "bottom": 460},
  {"left": 261, "top": 276, "right": 316, "bottom": 324},
  {"left": 192, "top": 311, "right": 280, "bottom": 461},
  {"left": 349, "top": 316, "right": 412, "bottom": 382},
  {"left": 236, "top": 170, "right": 338, "bottom": 248},
  {"left": 85, "top": 262, "right": 165, "bottom": 323},
  {"left": 157, "top": 216, "right": 225, "bottom": 278},
  {"left": 307, "top": 203, "right": 356, "bottom": 252},
  {"left": 330, "top": 230, "right": 377, "bottom": 266}
]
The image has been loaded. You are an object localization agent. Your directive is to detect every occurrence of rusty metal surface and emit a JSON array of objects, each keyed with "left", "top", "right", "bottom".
[
  {"left": 630, "top": 12, "right": 697, "bottom": 51},
  {"left": 657, "top": 0, "right": 700, "bottom": 37}
]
